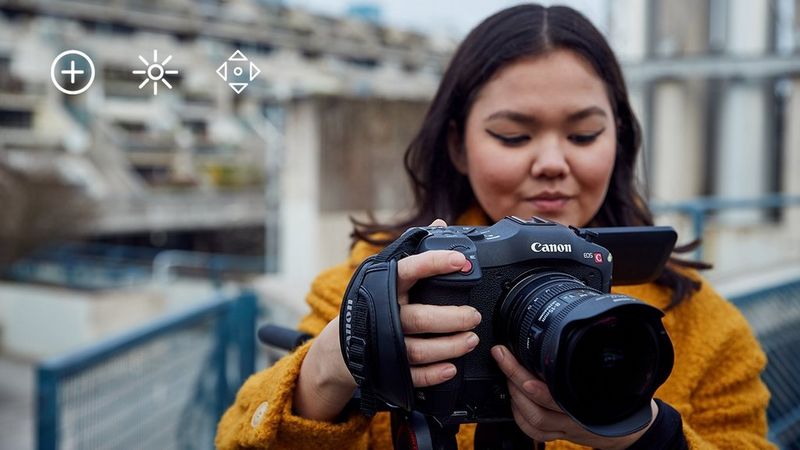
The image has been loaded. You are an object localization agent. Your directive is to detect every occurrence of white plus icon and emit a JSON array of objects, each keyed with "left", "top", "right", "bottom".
[
  {"left": 61, "top": 60, "right": 84, "bottom": 84},
  {"left": 51, "top": 50, "right": 95, "bottom": 95}
]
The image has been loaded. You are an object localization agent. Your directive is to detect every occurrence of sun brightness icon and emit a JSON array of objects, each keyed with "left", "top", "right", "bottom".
[{"left": 132, "top": 50, "right": 179, "bottom": 96}]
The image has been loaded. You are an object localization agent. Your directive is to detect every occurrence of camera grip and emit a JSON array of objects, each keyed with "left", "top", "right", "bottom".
[{"left": 408, "top": 278, "right": 478, "bottom": 418}]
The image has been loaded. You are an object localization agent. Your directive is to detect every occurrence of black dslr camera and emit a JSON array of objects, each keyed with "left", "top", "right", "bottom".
[{"left": 339, "top": 216, "right": 676, "bottom": 449}]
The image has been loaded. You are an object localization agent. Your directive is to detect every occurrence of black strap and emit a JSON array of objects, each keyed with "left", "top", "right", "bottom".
[{"left": 339, "top": 227, "right": 433, "bottom": 416}]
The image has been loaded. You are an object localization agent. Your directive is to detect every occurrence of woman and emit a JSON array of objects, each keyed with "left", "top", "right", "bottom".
[{"left": 216, "top": 4, "right": 773, "bottom": 449}]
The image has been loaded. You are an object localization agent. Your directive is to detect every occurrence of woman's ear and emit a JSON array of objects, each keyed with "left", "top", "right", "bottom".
[{"left": 447, "top": 121, "right": 468, "bottom": 175}]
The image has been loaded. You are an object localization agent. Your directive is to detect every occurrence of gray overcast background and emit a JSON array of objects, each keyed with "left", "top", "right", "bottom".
[{"left": 285, "top": 0, "right": 608, "bottom": 37}]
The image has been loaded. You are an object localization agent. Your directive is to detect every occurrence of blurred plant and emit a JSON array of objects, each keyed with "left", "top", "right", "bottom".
[{"left": 0, "top": 159, "right": 94, "bottom": 272}]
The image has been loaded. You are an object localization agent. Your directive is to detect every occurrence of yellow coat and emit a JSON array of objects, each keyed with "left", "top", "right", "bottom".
[{"left": 216, "top": 213, "right": 774, "bottom": 449}]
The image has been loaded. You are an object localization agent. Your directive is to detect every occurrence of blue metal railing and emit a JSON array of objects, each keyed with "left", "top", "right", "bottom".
[
  {"left": 654, "top": 194, "right": 800, "bottom": 448},
  {"left": 152, "top": 250, "right": 266, "bottom": 287},
  {"left": 652, "top": 194, "right": 800, "bottom": 260},
  {"left": 730, "top": 280, "right": 800, "bottom": 449},
  {"left": 6, "top": 242, "right": 266, "bottom": 290},
  {"left": 36, "top": 291, "right": 258, "bottom": 450}
]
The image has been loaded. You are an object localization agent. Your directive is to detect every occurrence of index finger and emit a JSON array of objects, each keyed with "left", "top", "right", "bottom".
[{"left": 396, "top": 250, "right": 468, "bottom": 294}]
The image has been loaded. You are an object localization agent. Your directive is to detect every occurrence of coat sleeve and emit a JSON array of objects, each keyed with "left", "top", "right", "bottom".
[
  {"left": 216, "top": 243, "right": 381, "bottom": 449},
  {"left": 679, "top": 306, "right": 776, "bottom": 449},
  {"left": 214, "top": 339, "right": 372, "bottom": 449}
]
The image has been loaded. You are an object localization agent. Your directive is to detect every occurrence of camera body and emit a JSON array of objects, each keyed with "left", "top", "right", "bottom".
[
  {"left": 340, "top": 216, "right": 676, "bottom": 437},
  {"left": 409, "top": 217, "right": 675, "bottom": 434},
  {"left": 410, "top": 216, "right": 613, "bottom": 421}
]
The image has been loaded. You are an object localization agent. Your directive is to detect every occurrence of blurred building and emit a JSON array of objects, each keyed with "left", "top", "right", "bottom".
[
  {"left": 0, "top": 0, "right": 452, "bottom": 366},
  {"left": 1, "top": 0, "right": 799, "bottom": 317},
  {"left": 0, "top": 0, "right": 450, "bottom": 263},
  {"left": 606, "top": 0, "right": 800, "bottom": 278}
]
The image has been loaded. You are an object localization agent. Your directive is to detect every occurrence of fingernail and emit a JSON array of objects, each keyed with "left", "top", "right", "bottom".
[
  {"left": 491, "top": 345, "right": 505, "bottom": 361},
  {"left": 442, "top": 366, "right": 457, "bottom": 379},
  {"left": 472, "top": 309, "right": 482, "bottom": 324},
  {"left": 466, "top": 333, "right": 479, "bottom": 348},
  {"left": 448, "top": 252, "right": 465, "bottom": 267},
  {"left": 523, "top": 381, "right": 538, "bottom": 395}
]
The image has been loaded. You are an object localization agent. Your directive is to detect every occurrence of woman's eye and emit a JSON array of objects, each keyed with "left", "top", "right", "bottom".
[
  {"left": 486, "top": 130, "right": 530, "bottom": 146},
  {"left": 568, "top": 129, "right": 604, "bottom": 145}
]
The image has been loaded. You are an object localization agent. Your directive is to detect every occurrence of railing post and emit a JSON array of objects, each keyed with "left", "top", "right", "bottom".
[
  {"left": 237, "top": 291, "right": 258, "bottom": 384},
  {"left": 688, "top": 203, "right": 706, "bottom": 261},
  {"left": 215, "top": 300, "right": 230, "bottom": 420},
  {"left": 36, "top": 366, "right": 59, "bottom": 450}
]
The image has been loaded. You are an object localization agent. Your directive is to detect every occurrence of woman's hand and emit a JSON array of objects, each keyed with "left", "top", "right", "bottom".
[
  {"left": 491, "top": 345, "right": 657, "bottom": 449},
  {"left": 294, "top": 219, "right": 481, "bottom": 421},
  {"left": 397, "top": 219, "right": 482, "bottom": 388}
]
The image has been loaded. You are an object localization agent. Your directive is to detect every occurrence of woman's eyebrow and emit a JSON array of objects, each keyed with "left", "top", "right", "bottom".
[
  {"left": 484, "top": 106, "right": 607, "bottom": 124},
  {"left": 566, "top": 106, "right": 607, "bottom": 122},
  {"left": 484, "top": 110, "right": 537, "bottom": 125}
]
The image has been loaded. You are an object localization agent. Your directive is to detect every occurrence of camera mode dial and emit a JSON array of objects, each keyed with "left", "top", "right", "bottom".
[{"left": 418, "top": 230, "right": 481, "bottom": 282}]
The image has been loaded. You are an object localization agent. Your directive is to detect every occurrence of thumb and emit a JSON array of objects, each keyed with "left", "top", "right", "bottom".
[{"left": 429, "top": 218, "right": 448, "bottom": 227}]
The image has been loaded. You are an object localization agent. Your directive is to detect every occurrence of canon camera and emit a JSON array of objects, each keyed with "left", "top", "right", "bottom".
[{"left": 339, "top": 216, "right": 677, "bottom": 441}]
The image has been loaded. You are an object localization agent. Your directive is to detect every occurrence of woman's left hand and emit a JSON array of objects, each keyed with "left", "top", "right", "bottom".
[{"left": 491, "top": 345, "right": 657, "bottom": 450}]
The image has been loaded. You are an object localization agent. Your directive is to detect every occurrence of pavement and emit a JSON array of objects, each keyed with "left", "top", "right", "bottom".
[{"left": 0, "top": 355, "right": 34, "bottom": 450}]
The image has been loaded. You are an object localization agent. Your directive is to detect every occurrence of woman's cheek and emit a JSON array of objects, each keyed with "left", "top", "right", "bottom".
[{"left": 575, "top": 147, "right": 615, "bottom": 210}]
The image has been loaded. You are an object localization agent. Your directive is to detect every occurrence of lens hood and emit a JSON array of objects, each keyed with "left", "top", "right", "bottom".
[{"left": 548, "top": 296, "right": 674, "bottom": 436}]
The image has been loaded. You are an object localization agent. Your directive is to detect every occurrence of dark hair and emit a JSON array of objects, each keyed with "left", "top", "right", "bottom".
[{"left": 352, "top": 4, "right": 708, "bottom": 308}]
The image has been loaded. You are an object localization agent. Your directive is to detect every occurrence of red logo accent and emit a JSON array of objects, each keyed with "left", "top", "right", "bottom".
[{"left": 594, "top": 253, "right": 603, "bottom": 263}]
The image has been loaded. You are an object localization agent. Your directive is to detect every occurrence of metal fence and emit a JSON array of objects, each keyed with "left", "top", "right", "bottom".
[
  {"left": 652, "top": 194, "right": 800, "bottom": 260},
  {"left": 653, "top": 194, "right": 800, "bottom": 448},
  {"left": 36, "top": 291, "right": 258, "bottom": 450},
  {"left": 731, "top": 280, "right": 800, "bottom": 449},
  {"left": 7, "top": 242, "right": 266, "bottom": 290}
]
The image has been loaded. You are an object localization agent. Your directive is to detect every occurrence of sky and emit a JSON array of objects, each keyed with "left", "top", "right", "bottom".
[{"left": 285, "top": 0, "right": 609, "bottom": 38}]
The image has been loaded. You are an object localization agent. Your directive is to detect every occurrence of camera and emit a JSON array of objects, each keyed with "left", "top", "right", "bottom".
[{"left": 339, "top": 216, "right": 677, "bottom": 445}]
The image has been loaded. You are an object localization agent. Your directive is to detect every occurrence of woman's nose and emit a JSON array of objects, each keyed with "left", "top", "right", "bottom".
[{"left": 530, "top": 139, "right": 569, "bottom": 179}]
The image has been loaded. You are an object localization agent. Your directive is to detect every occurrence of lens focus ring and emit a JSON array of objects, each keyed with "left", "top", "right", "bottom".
[{"left": 516, "top": 280, "right": 584, "bottom": 357}]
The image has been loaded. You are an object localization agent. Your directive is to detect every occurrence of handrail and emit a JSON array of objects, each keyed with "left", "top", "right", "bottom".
[
  {"left": 7, "top": 242, "right": 266, "bottom": 289},
  {"left": 36, "top": 291, "right": 258, "bottom": 450},
  {"left": 37, "top": 297, "right": 229, "bottom": 377},
  {"left": 152, "top": 249, "right": 265, "bottom": 285},
  {"left": 651, "top": 194, "right": 800, "bottom": 260}
]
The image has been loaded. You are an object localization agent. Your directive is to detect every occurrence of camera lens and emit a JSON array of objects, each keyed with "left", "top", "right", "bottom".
[
  {"left": 563, "top": 310, "right": 660, "bottom": 422},
  {"left": 497, "top": 271, "right": 673, "bottom": 435}
]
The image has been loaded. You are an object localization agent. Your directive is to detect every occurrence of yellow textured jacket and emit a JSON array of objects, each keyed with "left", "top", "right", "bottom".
[{"left": 216, "top": 211, "right": 774, "bottom": 450}]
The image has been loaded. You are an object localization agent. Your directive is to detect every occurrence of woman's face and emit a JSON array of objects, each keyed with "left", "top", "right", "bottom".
[{"left": 451, "top": 49, "right": 617, "bottom": 227}]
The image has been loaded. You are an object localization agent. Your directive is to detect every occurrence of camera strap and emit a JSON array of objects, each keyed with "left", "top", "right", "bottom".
[{"left": 339, "top": 227, "right": 431, "bottom": 416}]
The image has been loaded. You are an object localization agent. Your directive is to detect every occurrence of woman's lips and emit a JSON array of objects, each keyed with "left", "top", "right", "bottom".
[{"left": 528, "top": 197, "right": 570, "bottom": 212}]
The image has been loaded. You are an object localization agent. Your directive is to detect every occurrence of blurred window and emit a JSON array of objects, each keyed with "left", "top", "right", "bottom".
[{"left": 0, "top": 109, "right": 33, "bottom": 128}]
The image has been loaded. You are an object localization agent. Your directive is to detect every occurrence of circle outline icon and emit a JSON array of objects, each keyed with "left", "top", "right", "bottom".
[
  {"left": 50, "top": 50, "right": 96, "bottom": 95},
  {"left": 148, "top": 63, "right": 164, "bottom": 81}
]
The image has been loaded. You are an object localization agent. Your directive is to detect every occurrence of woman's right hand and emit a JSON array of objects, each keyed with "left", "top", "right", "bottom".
[
  {"left": 294, "top": 219, "right": 482, "bottom": 421},
  {"left": 396, "top": 219, "right": 482, "bottom": 387}
]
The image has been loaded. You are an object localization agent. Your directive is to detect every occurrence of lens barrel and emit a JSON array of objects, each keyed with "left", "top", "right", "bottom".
[{"left": 497, "top": 271, "right": 673, "bottom": 436}]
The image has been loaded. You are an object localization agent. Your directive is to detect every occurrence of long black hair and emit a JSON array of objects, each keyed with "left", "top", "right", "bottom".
[{"left": 353, "top": 4, "right": 708, "bottom": 308}]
